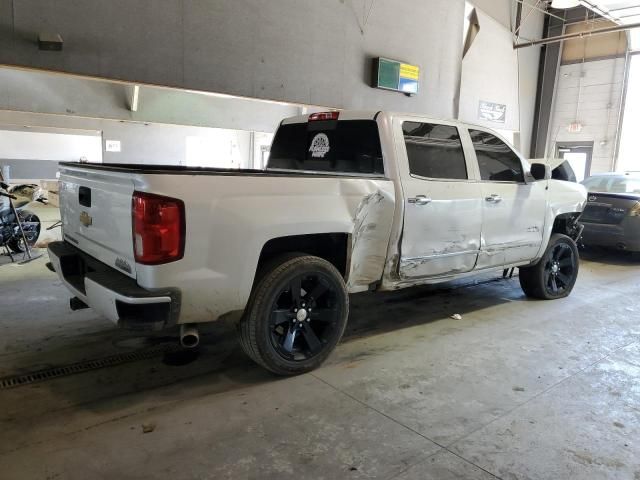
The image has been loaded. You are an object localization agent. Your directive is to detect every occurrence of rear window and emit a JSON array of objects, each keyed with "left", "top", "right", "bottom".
[
  {"left": 582, "top": 175, "right": 640, "bottom": 194},
  {"left": 267, "top": 120, "right": 384, "bottom": 175}
]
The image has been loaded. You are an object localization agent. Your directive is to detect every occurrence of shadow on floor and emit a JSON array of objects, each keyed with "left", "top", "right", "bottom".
[{"left": 0, "top": 272, "right": 522, "bottom": 424}]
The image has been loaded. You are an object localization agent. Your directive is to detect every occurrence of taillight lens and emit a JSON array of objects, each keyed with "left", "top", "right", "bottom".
[
  {"left": 629, "top": 202, "right": 640, "bottom": 217},
  {"left": 132, "top": 191, "right": 185, "bottom": 265}
]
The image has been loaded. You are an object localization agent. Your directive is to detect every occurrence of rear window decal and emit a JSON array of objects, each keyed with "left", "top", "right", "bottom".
[{"left": 309, "top": 133, "right": 330, "bottom": 158}]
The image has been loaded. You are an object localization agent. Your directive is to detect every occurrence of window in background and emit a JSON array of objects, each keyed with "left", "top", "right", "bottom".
[{"left": 618, "top": 54, "right": 640, "bottom": 172}]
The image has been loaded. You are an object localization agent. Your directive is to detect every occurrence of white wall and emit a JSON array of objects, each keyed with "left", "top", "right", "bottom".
[
  {"left": 0, "top": 129, "right": 102, "bottom": 162},
  {"left": 459, "top": 10, "right": 520, "bottom": 132},
  {"left": 0, "top": 110, "right": 257, "bottom": 167},
  {"left": 548, "top": 58, "right": 626, "bottom": 173}
]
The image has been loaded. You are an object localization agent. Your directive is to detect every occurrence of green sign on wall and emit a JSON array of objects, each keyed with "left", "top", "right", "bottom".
[{"left": 372, "top": 57, "right": 420, "bottom": 95}]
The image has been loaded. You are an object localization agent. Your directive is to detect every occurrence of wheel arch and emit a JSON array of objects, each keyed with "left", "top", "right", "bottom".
[
  {"left": 534, "top": 210, "right": 583, "bottom": 264},
  {"left": 551, "top": 212, "right": 582, "bottom": 238},
  {"left": 255, "top": 233, "right": 350, "bottom": 284}
]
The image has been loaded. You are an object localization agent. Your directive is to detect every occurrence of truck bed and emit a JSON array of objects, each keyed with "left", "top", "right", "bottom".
[{"left": 58, "top": 162, "right": 387, "bottom": 179}]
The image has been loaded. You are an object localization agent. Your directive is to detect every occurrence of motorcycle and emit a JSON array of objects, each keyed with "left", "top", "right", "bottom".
[{"left": 0, "top": 182, "right": 42, "bottom": 254}]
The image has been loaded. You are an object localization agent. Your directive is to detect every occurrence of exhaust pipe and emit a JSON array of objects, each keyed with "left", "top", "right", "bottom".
[
  {"left": 180, "top": 324, "right": 199, "bottom": 348},
  {"left": 70, "top": 297, "right": 89, "bottom": 311}
]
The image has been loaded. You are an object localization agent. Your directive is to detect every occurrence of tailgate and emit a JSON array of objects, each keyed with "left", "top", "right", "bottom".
[{"left": 59, "top": 165, "right": 137, "bottom": 279}]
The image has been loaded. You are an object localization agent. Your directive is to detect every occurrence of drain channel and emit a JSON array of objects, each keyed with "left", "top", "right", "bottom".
[{"left": 0, "top": 343, "right": 180, "bottom": 389}]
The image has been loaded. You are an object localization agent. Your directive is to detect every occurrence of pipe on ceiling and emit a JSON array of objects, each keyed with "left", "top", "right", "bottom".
[{"left": 514, "top": 21, "right": 640, "bottom": 48}]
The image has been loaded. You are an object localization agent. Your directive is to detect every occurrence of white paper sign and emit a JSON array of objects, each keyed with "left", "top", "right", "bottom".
[
  {"left": 478, "top": 101, "right": 506, "bottom": 123},
  {"left": 105, "top": 140, "right": 121, "bottom": 152}
]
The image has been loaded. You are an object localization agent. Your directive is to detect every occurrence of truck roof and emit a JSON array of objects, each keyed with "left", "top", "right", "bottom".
[{"left": 280, "top": 110, "right": 499, "bottom": 132}]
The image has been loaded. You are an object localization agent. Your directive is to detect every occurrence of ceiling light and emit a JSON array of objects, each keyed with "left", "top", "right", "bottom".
[{"left": 551, "top": 0, "right": 580, "bottom": 9}]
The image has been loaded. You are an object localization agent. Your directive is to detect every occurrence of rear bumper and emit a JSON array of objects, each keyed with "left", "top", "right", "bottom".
[
  {"left": 581, "top": 221, "right": 640, "bottom": 252},
  {"left": 47, "top": 241, "right": 181, "bottom": 330}
]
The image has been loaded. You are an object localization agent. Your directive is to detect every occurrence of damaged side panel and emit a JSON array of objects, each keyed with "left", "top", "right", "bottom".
[
  {"left": 397, "top": 183, "right": 483, "bottom": 280},
  {"left": 345, "top": 182, "right": 396, "bottom": 292}
]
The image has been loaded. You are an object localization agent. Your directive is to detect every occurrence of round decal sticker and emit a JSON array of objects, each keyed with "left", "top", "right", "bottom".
[{"left": 309, "top": 133, "right": 330, "bottom": 158}]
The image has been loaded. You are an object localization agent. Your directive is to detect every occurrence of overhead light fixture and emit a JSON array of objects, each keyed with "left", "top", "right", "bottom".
[{"left": 551, "top": 0, "right": 580, "bottom": 9}]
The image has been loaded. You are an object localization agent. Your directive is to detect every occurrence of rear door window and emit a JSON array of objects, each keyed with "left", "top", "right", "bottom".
[
  {"left": 469, "top": 129, "right": 524, "bottom": 183},
  {"left": 402, "top": 122, "right": 467, "bottom": 180},
  {"left": 268, "top": 120, "right": 384, "bottom": 175}
]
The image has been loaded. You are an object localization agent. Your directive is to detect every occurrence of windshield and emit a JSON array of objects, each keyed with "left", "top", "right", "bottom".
[{"left": 581, "top": 175, "right": 640, "bottom": 194}]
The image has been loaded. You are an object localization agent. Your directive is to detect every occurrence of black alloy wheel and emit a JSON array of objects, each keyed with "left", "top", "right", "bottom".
[
  {"left": 269, "top": 272, "right": 339, "bottom": 361},
  {"left": 543, "top": 242, "right": 576, "bottom": 296},
  {"left": 519, "top": 233, "right": 579, "bottom": 300},
  {"left": 238, "top": 254, "right": 349, "bottom": 375}
]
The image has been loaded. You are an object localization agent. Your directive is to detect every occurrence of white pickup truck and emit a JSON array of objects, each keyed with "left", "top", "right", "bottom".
[{"left": 48, "top": 111, "right": 587, "bottom": 375}]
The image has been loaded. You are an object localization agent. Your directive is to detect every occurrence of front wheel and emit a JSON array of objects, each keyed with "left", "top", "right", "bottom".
[
  {"left": 519, "top": 233, "right": 579, "bottom": 300},
  {"left": 238, "top": 254, "right": 349, "bottom": 375},
  {"left": 8, "top": 211, "right": 41, "bottom": 253}
]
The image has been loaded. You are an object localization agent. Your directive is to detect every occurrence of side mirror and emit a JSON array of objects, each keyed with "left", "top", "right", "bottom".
[{"left": 530, "top": 163, "right": 550, "bottom": 181}]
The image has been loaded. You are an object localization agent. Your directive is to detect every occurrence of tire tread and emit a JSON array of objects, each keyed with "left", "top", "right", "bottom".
[{"left": 237, "top": 254, "right": 348, "bottom": 375}]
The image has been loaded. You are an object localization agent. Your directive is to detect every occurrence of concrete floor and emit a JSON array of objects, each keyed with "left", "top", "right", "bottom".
[{"left": 1, "top": 245, "right": 640, "bottom": 479}]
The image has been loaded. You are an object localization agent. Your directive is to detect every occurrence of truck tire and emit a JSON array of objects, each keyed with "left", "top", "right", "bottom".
[
  {"left": 238, "top": 254, "right": 349, "bottom": 375},
  {"left": 519, "top": 233, "right": 579, "bottom": 300}
]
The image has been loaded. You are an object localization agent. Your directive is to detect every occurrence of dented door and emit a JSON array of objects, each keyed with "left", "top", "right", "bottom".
[
  {"left": 466, "top": 128, "right": 546, "bottom": 268},
  {"left": 477, "top": 182, "right": 546, "bottom": 267},
  {"left": 396, "top": 118, "right": 482, "bottom": 279}
]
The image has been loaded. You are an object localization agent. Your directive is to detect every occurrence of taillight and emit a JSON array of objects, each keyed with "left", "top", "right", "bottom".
[
  {"left": 308, "top": 111, "right": 339, "bottom": 121},
  {"left": 132, "top": 191, "right": 185, "bottom": 265}
]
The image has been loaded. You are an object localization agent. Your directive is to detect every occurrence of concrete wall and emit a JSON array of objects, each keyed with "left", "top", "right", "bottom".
[
  {"left": 0, "top": 0, "right": 546, "bottom": 162},
  {"left": 0, "top": 67, "right": 301, "bottom": 133},
  {"left": 459, "top": 2, "right": 543, "bottom": 156},
  {"left": 470, "top": 0, "right": 513, "bottom": 29},
  {"left": 459, "top": 10, "right": 520, "bottom": 131},
  {"left": 0, "top": 0, "right": 465, "bottom": 119},
  {"left": 0, "top": 158, "right": 59, "bottom": 181},
  {"left": 0, "top": 129, "right": 102, "bottom": 162},
  {"left": 548, "top": 58, "right": 626, "bottom": 173}
]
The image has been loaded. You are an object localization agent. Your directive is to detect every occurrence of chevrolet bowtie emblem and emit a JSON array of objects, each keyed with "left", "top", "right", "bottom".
[{"left": 80, "top": 211, "right": 93, "bottom": 227}]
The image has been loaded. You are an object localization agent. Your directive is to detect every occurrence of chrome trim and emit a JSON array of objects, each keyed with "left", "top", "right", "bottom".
[{"left": 409, "top": 173, "right": 471, "bottom": 183}]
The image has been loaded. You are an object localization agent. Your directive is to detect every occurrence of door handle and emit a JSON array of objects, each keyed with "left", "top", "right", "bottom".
[
  {"left": 408, "top": 195, "right": 432, "bottom": 205},
  {"left": 485, "top": 194, "right": 502, "bottom": 203}
]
